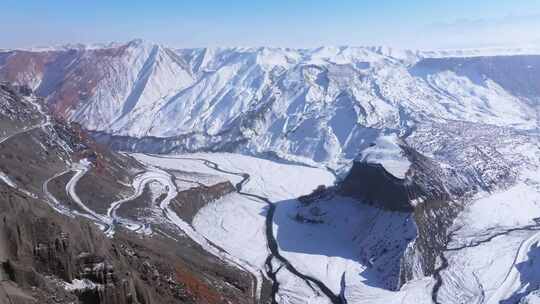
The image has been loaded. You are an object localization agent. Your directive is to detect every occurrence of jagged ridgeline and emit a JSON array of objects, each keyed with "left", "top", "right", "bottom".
[{"left": 1, "top": 43, "right": 538, "bottom": 170}]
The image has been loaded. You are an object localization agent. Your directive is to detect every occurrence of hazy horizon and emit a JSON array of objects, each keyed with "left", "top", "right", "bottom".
[{"left": 4, "top": 0, "right": 540, "bottom": 50}]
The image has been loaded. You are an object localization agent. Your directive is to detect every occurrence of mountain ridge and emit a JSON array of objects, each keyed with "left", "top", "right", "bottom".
[{"left": 1, "top": 39, "right": 539, "bottom": 173}]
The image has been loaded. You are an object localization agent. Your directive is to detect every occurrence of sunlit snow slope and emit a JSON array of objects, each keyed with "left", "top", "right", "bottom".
[{"left": 1, "top": 41, "right": 538, "bottom": 171}]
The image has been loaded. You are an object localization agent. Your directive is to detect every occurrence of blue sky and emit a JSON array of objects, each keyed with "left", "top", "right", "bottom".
[{"left": 3, "top": 0, "right": 540, "bottom": 49}]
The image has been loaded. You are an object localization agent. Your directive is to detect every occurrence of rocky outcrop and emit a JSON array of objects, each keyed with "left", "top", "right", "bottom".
[
  {"left": 338, "top": 162, "right": 415, "bottom": 212},
  {"left": 337, "top": 143, "right": 470, "bottom": 287},
  {"left": 171, "top": 181, "right": 235, "bottom": 224}
]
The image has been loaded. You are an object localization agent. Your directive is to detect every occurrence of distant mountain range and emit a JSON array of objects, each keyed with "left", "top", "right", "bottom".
[{"left": 1, "top": 40, "right": 538, "bottom": 170}]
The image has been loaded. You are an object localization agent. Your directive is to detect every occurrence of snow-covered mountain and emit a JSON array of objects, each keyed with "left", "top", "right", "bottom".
[
  {"left": 1, "top": 40, "right": 538, "bottom": 171},
  {"left": 1, "top": 41, "right": 540, "bottom": 304}
]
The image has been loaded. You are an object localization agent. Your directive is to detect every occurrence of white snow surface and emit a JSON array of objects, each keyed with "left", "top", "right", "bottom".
[
  {"left": 521, "top": 291, "right": 540, "bottom": 304},
  {"left": 3, "top": 42, "right": 540, "bottom": 303},
  {"left": 135, "top": 153, "right": 423, "bottom": 303},
  {"left": 436, "top": 168, "right": 540, "bottom": 304},
  {"left": 135, "top": 153, "right": 339, "bottom": 302},
  {"left": 63, "top": 279, "right": 99, "bottom": 291},
  {"left": 129, "top": 145, "right": 540, "bottom": 304},
  {"left": 359, "top": 134, "right": 410, "bottom": 178}
]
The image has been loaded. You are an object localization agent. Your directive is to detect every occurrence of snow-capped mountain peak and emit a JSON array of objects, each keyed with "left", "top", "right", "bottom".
[{"left": 0, "top": 41, "right": 539, "bottom": 171}]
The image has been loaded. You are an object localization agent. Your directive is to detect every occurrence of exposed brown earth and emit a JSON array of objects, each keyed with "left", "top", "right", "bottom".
[
  {"left": 0, "top": 83, "right": 258, "bottom": 304},
  {"left": 171, "top": 181, "right": 235, "bottom": 224}
]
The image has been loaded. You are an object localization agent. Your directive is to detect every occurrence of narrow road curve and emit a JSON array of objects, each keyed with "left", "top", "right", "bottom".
[
  {"left": 42, "top": 170, "right": 73, "bottom": 215},
  {"left": 44, "top": 165, "right": 149, "bottom": 236},
  {"left": 0, "top": 121, "right": 43, "bottom": 192},
  {"left": 105, "top": 172, "right": 173, "bottom": 236},
  {"left": 0, "top": 95, "right": 52, "bottom": 146},
  {"left": 175, "top": 156, "right": 344, "bottom": 304},
  {"left": 44, "top": 169, "right": 111, "bottom": 230},
  {"left": 65, "top": 159, "right": 112, "bottom": 232},
  {"left": 0, "top": 125, "right": 42, "bottom": 145},
  {"left": 0, "top": 96, "right": 52, "bottom": 193}
]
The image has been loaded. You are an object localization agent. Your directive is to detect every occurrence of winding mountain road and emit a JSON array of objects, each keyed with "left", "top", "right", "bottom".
[
  {"left": 42, "top": 170, "right": 73, "bottom": 215},
  {"left": 65, "top": 160, "right": 113, "bottom": 232},
  {"left": 0, "top": 95, "right": 53, "bottom": 146},
  {"left": 116, "top": 162, "right": 263, "bottom": 304}
]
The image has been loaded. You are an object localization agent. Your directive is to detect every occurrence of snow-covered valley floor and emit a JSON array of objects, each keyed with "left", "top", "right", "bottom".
[
  {"left": 132, "top": 151, "right": 540, "bottom": 304},
  {"left": 133, "top": 153, "right": 421, "bottom": 303}
]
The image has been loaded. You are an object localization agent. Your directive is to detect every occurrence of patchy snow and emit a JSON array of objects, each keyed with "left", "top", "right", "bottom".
[
  {"left": 521, "top": 291, "right": 540, "bottom": 304},
  {"left": 63, "top": 279, "right": 99, "bottom": 291},
  {"left": 0, "top": 168, "right": 38, "bottom": 199},
  {"left": 105, "top": 170, "right": 182, "bottom": 236}
]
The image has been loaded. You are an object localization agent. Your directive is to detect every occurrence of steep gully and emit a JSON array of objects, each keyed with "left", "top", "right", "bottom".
[
  {"left": 431, "top": 219, "right": 540, "bottom": 304},
  {"left": 164, "top": 156, "right": 344, "bottom": 304}
]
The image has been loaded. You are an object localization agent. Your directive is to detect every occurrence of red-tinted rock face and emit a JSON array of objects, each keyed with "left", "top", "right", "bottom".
[
  {"left": 0, "top": 43, "right": 145, "bottom": 122},
  {"left": 0, "top": 51, "right": 51, "bottom": 89}
]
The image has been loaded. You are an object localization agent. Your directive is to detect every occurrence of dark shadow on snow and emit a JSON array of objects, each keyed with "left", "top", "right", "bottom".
[
  {"left": 267, "top": 196, "right": 416, "bottom": 291},
  {"left": 501, "top": 241, "right": 540, "bottom": 303}
]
